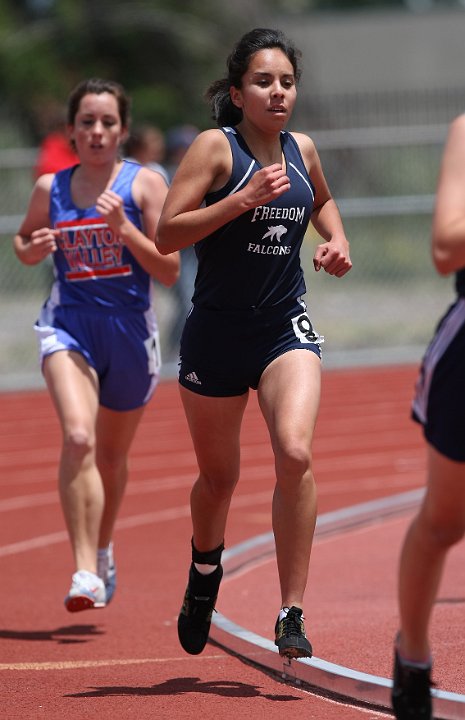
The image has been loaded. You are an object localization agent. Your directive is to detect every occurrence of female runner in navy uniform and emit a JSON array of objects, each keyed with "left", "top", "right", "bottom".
[
  {"left": 14, "top": 79, "right": 179, "bottom": 611},
  {"left": 156, "top": 28, "right": 352, "bottom": 658},
  {"left": 392, "top": 114, "right": 465, "bottom": 719}
]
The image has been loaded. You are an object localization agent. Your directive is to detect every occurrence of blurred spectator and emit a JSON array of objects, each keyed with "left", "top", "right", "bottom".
[
  {"left": 164, "top": 124, "right": 200, "bottom": 355},
  {"left": 124, "top": 124, "right": 169, "bottom": 185},
  {"left": 165, "top": 124, "right": 200, "bottom": 181},
  {"left": 33, "top": 106, "right": 79, "bottom": 180}
]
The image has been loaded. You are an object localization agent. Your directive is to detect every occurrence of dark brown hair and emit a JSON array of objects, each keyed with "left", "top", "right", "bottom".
[
  {"left": 67, "top": 78, "right": 131, "bottom": 128},
  {"left": 205, "top": 28, "right": 302, "bottom": 127}
]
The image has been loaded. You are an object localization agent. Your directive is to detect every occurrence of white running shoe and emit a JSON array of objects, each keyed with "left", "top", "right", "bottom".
[
  {"left": 97, "top": 542, "right": 117, "bottom": 604},
  {"left": 64, "top": 570, "right": 106, "bottom": 612}
]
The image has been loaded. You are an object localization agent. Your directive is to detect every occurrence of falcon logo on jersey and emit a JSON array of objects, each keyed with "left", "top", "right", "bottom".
[{"left": 261, "top": 225, "right": 288, "bottom": 242}]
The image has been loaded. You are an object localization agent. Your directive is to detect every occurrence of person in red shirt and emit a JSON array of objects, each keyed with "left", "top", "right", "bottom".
[{"left": 33, "top": 109, "right": 79, "bottom": 179}]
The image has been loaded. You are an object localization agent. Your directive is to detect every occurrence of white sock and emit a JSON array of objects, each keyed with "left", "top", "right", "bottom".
[
  {"left": 97, "top": 542, "right": 113, "bottom": 579},
  {"left": 97, "top": 541, "right": 113, "bottom": 561},
  {"left": 279, "top": 607, "right": 290, "bottom": 621},
  {"left": 395, "top": 633, "right": 431, "bottom": 669},
  {"left": 398, "top": 652, "right": 432, "bottom": 670},
  {"left": 194, "top": 562, "right": 218, "bottom": 575}
]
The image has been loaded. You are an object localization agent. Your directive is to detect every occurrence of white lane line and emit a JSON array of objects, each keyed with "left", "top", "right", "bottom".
[
  {"left": 0, "top": 491, "right": 272, "bottom": 557},
  {"left": 0, "top": 654, "right": 227, "bottom": 672},
  {"left": 0, "top": 468, "right": 423, "bottom": 513}
]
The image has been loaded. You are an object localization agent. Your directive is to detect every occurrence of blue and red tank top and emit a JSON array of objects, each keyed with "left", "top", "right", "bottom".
[{"left": 47, "top": 160, "right": 152, "bottom": 311}]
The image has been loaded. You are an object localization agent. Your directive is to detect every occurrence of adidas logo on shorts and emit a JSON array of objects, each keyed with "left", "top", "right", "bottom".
[{"left": 185, "top": 371, "right": 201, "bottom": 385}]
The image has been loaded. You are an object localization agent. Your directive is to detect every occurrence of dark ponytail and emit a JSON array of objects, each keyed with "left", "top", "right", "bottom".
[{"left": 204, "top": 79, "right": 243, "bottom": 127}]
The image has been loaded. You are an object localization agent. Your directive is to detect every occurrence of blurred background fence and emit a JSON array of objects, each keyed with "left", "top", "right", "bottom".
[{"left": 2, "top": 78, "right": 463, "bottom": 390}]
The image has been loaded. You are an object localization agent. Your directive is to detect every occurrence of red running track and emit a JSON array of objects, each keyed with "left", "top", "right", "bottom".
[{"left": 0, "top": 365, "right": 463, "bottom": 719}]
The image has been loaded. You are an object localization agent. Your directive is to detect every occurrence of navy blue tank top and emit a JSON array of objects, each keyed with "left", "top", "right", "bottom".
[
  {"left": 455, "top": 269, "right": 465, "bottom": 296},
  {"left": 192, "top": 127, "right": 315, "bottom": 310}
]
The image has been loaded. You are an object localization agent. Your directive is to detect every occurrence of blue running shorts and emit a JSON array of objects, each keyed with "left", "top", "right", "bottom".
[
  {"left": 412, "top": 297, "right": 465, "bottom": 462},
  {"left": 179, "top": 298, "right": 323, "bottom": 397},
  {"left": 35, "top": 303, "right": 161, "bottom": 411}
]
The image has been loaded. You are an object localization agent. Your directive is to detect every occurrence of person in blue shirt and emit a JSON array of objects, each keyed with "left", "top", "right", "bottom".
[
  {"left": 156, "top": 28, "right": 351, "bottom": 658},
  {"left": 14, "top": 78, "right": 179, "bottom": 612}
]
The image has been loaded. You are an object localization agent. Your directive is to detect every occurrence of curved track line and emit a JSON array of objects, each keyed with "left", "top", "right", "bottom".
[{"left": 210, "top": 490, "right": 465, "bottom": 720}]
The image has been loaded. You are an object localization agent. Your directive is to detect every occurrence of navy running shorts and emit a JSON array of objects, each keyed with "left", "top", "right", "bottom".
[
  {"left": 412, "top": 297, "right": 465, "bottom": 462},
  {"left": 178, "top": 298, "right": 323, "bottom": 397},
  {"left": 35, "top": 303, "right": 161, "bottom": 411}
]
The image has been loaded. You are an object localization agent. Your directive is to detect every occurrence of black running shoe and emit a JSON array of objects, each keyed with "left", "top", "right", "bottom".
[
  {"left": 274, "top": 606, "right": 313, "bottom": 659},
  {"left": 391, "top": 648, "right": 433, "bottom": 720},
  {"left": 177, "top": 563, "right": 223, "bottom": 655}
]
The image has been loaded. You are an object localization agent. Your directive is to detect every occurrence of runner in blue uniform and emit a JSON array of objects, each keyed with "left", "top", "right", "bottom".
[
  {"left": 156, "top": 28, "right": 352, "bottom": 657},
  {"left": 14, "top": 78, "right": 179, "bottom": 612},
  {"left": 392, "top": 114, "right": 465, "bottom": 720}
]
